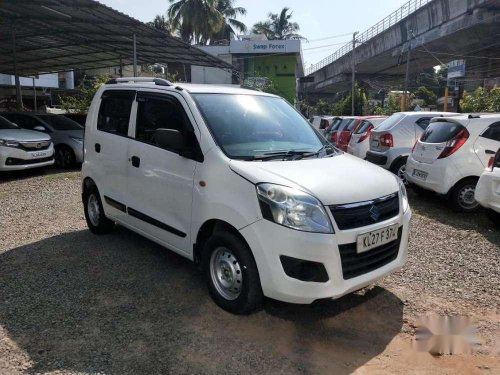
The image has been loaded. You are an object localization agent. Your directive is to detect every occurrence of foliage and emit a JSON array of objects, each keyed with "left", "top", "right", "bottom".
[
  {"left": 243, "top": 76, "right": 282, "bottom": 97},
  {"left": 460, "top": 86, "right": 500, "bottom": 112},
  {"left": 147, "top": 14, "right": 175, "bottom": 34},
  {"left": 413, "top": 86, "right": 437, "bottom": 106},
  {"left": 252, "top": 7, "right": 304, "bottom": 40},
  {"left": 58, "top": 75, "right": 110, "bottom": 114},
  {"left": 373, "top": 94, "right": 400, "bottom": 116},
  {"left": 167, "top": 0, "right": 246, "bottom": 44}
]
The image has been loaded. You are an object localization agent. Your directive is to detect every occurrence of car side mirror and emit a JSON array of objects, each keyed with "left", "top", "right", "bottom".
[
  {"left": 33, "top": 125, "right": 46, "bottom": 132},
  {"left": 154, "top": 128, "right": 185, "bottom": 151}
]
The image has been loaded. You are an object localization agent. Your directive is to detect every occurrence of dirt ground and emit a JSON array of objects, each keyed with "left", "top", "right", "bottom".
[{"left": 0, "top": 168, "right": 499, "bottom": 374}]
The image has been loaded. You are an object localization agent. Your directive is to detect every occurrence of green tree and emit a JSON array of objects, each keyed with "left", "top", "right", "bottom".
[
  {"left": 58, "top": 75, "right": 110, "bottom": 113},
  {"left": 148, "top": 14, "right": 175, "bottom": 34},
  {"left": 252, "top": 7, "right": 304, "bottom": 40},
  {"left": 460, "top": 86, "right": 500, "bottom": 112},
  {"left": 210, "top": 0, "right": 247, "bottom": 43},
  {"left": 373, "top": 94, "right": 400, "bottom": 116},
  {"left": 414, "top": 86, "right": 437, "bottom": 106}
]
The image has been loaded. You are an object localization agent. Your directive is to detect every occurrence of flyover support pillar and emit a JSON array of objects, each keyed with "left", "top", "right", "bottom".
[{"left": 12, "top": 27, "right": 23, "bottom": 111}]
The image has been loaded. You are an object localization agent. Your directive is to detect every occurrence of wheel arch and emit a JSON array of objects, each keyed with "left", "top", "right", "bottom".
[
  {"left": 82, "top": 176, "right": 97, "bottom": 195},
  {"left": 389, "top": 155, "right": 408, "bottom": 172},
  {"left": 193, "top": 219, "right": 252, "bottom": 266},
  {"left": 447, "top": 175, "right": 480, "bottom": 196}
]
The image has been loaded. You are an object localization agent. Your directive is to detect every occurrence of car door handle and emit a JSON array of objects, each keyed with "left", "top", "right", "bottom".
[
  {"left": 485, "top": 149, "right": 496, "bottom": 155},
  {"left": 95, "top": 143, "right": 101, "bottom": 153},
  {"left": 131, "top": 156, "right": 140, "bottom": 168}
]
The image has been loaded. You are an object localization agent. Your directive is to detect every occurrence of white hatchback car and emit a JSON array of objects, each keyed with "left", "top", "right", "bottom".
[
  {"left": 475, "top": 148, "right": 500, "bottom": 220},
  {"left": 366, "top": 112, "right": 454, "bottom": 183},
  {"left": 347, "top": 117, "right": 387, "bottom": 159},
  {"left": 82, "top": 78, "right": 411, "bottom": 314},
  {"left": 406, "top": 114, "right": 500, "bottom": 212}
]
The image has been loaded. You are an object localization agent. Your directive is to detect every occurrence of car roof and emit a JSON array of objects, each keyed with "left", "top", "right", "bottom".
[
  {"left": 434, "top": 113, "right": 500, "bottom": 124},
  {"left": 400, "top": 111, "right": 455, "bottom": 117},
  {"left": 102, "top": 82, "right": 278, "bottom": 97}
]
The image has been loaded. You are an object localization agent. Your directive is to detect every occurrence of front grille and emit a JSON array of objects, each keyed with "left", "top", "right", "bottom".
[
  {"left": 329, "top": 193, "right": 399, "bottom": 230},
  {"left": 5, "top": 156, "right": 54, "bottom": 166},
  {"left": 339, "top": 227, "right": 402, "bottom": 279},
  {"left": 18, "top": 141, "right": 51, "bottom": 151}
]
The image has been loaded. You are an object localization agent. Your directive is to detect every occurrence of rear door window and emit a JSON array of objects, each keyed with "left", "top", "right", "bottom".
[
  {"left": 480, "top": 122, "right": 500, "bottom": 142},
  {"left": 97, "top": 90, "right": 135, "bottom": 136},
  {"left": 354, "top": 120, "right": 371, "bottom": 134},
  {"left": 421, "top": 121, "right": 465, "bottom": 143},
  {"left": 375, "top": 113, "right": 405, "bottom": 131}
]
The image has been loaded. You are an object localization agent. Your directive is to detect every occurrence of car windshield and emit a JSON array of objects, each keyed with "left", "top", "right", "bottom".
[
  {"left": 375, "top": 113, "right": 406, "bottom": 131},
  {"left": 37, "top": 114, "right": 83, "bottom": 131},
  {"left": 0, "top": 116, "right": 18, "bottom": 130},
  {"left": 193, "top": 94, "right": 330, "bottom": 159}
]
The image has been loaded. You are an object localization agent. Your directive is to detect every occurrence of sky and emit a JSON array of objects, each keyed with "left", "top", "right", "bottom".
[{"left": 99, "top": 0, "right": 407, "bottom": 67}]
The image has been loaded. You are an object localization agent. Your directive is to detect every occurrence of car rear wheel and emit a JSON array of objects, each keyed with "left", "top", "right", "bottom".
[
  {"left": 202, "top": 232, "right": 263, "bottom": 314},
  {"left": 83, "top": 186, "right": 115, "bottom": 234},
  {"left": 55, "top": 145, "right": 76, "bottom": 168},
  {"left": 391, "top": 158, "right": 408, "bottom": 185},
  {"left": 449, "top": 179, "right": 479, "bottom": 213}
]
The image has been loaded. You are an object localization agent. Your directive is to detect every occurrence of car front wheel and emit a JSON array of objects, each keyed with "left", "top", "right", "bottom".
[
  {"left": 83, "top": 186, "right": 115, "bottom": 234},
  {"left": 202, "top": 232, "right": 263, "bottom": 314},
  {"left": 55, "top": 145, "right": 76, "bottom": 168}
]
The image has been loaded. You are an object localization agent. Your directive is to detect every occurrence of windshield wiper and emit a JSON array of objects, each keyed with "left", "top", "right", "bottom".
[{"left": 249, "top": 150, "right": 313, "bottom": 161}]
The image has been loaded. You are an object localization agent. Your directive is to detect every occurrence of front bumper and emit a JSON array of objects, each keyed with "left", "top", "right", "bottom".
[
  {"left": 406, "top": 156, "right": 458, "bottom": 195},
  {"left": 475, "top": 170, "right": 500, "bottom": 213},
  {"left": 240, "top": 209, "right": 411, "bottom": 304},
  {"left": 0, "top": 145, "right": 55, "bottom": 171}
]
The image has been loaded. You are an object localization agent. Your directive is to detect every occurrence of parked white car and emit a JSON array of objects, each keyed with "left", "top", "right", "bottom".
[
  {"left": 406, "top": 114, "right": 500, "bottom": 212},
  {"left": 475, "top": 147, "right": 500, "bottom": 220},
  {"left": 347, "top": 117, "right": 387, "bottom": 159},
  {"left": 82, "top": 78, "right": 411, "bottom": 314},
  {"left": 0, "top": 115, "right": 54, "bottom": 171},
  {"left": 366, "top": 112, "right": 455, "bottom": 183},
  {"left": 310, "top": 115, "right": 336, "bottom": 132}
]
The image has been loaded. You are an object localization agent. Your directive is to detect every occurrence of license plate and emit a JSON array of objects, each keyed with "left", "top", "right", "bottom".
[
  {"left": 412, "top": 169, "right": 428, "bottom": 181},
  {"left": 31, "top": 151, "right": 48, "bottom": 158},
  {"left": 357, "top": 224, "right": 399, "bottom": 254}
]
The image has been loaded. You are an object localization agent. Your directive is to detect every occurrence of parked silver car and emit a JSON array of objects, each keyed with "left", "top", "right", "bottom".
[
  {"left": 0, "top": 115, "right": 54, "bottom": 171},
  {"left": 3, "top": 112, "right": 83, "bottom": 168}
]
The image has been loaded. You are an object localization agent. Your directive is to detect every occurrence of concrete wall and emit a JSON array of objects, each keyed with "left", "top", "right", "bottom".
[
  {"left": 191, "top": 46, "right": 233, "bottom": 85},
  {"left": 0, "top": 73, "right": 59, "bottom": 88}
]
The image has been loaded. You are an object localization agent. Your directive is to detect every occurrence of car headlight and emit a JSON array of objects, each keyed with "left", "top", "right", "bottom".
[
  {"left": 256, "top": 183, "right": 334, "bottom": 233},
  {"left": 398, "top": 178, "right": 409, "bottom": 213},
  {"left": 0, "top": 139, "right": 20, "bottom": 148},
  {"left": 70, "top": 136, "right": 83, "bottom": 144}
]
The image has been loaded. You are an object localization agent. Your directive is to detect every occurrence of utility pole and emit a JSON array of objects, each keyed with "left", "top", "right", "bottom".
[
  {"left": 403, "top": 29, "right": 413, "bottom": 111},
  {"left": 12, "top": 27, "right": 23, "bottom": 111},
  {"left": 351, "top": 32, "right": 359, "bottom": 115},
  {"left": 133, "top": 33, "right": 137, "bottom": 77}
]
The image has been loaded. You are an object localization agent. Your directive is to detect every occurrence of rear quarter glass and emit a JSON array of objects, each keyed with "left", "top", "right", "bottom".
[{"left": 375, "top": 113, "right": 406, "bottom": 132}]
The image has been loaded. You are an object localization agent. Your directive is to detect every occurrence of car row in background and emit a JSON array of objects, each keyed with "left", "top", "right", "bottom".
[
  {"left": 0, "top": 112, "right": 84, "bottom": 171},
  {"left": 321, "top": 110, "right": 500, "bottom": 218},
  {"left": 1, "top": 112, "right": 84, "bottom": 168}
]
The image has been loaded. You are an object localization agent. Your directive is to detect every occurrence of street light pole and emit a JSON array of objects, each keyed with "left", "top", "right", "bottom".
[{"left": 351, "top": 32, "right": 359, "bottom": 115}]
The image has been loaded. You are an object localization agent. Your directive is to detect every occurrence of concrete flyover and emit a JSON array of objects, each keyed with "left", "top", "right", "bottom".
[{"left": 302, "top": 0, "right": 500, "bottom": 97}]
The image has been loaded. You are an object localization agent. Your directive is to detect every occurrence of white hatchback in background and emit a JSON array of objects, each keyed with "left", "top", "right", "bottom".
[
  {"left": 366, "top": 112, "right": 455, "bottom": 183},
  {"left": 475, "top": 147, "right": 500, "bottom": 220},
  {"left": 0, "top": 115, "right": 54, "bottom": 171},
  {"left": 347, "top": 117, "right": 387, "bottom": 159},
  {"left": 82, "top": 77, "right": 411, "bottom": 315},
  {"left": 406, "top": 114, "right": 500, "bottom": 212}
]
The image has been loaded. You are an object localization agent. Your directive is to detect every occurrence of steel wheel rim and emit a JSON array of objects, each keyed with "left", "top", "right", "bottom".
[
  {"left": 458, "top": 185, "right": 478, "bottom": 209},
  {"left": 398, "top": 164, "right": 408, "bottom": 185},
  {"left": 210, "top": 247, "right": 242, "bottom": 301},
  {"left": 87, "top": 194, "right": 100, "bottom": 226}
]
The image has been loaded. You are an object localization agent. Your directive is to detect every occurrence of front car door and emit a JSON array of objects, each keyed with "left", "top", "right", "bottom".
[{"left": 126, "top": 90, "right": 202, "bottom": 254}]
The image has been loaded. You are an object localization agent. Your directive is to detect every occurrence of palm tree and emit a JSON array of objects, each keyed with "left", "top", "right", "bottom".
[
  {"left": 252, "top": 7, "right": 304, "bottom": 40},
  {"left": 148, "top": 14, "right": 175, "bottom": 35},
  {"left": 168, "top": 0, "right": 223, "bottom": 44},
  {"left": 210, "top": 0, "right": 247, "bottom": 44}
]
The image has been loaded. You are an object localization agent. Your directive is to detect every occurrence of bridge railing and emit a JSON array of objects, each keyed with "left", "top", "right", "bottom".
[{"left": 305, "top": 0, "right": 432, "bottom": 76}]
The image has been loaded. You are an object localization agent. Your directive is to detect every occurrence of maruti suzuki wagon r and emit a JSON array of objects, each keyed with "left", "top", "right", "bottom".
[{"left": 82, "top": 77, "right": 411, "bottom": 314}]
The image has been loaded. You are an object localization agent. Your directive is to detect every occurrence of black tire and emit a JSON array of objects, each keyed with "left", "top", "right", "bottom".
[
  {"left": 83, "top": 185, "right": 115, "bottom": 234},
  {"left": 448, "top": 178, "right": 479, "bottom": 213},
  {"left": 55, "top": 145, "right": 76, "bottom": 168},
  {"left": 411, "top": 184, "right": 434, "bottom": 197},
  {"left": 391, "top": 158, "right": 409, "bottom": 185},
  {"left": 202, "top": 232, "right": 263, "bottom": 314}
]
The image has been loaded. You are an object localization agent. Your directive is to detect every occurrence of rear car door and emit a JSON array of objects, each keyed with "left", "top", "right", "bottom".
[
  {"left": 92, "top": 89, "right": 135, "bottom": 221},
  {"left": 474, "top": 121, "right": 500, "bottom": 167},
  {"left": 126, "top": 91, "right": 201, "bottom": 253}
]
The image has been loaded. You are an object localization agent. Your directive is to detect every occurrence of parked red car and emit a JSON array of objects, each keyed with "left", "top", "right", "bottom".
[
  {"left": 336, "top": 116, "right": 386, "bottom": 152},
  {"left": 327, "top": 117, "right": 357, "bottom": 145}
]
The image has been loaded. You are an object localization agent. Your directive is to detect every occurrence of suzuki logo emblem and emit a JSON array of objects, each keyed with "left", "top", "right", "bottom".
[
  {"left": 36, "top": 143, "right": 42, "bottom": 149},
  {"left": 369, "top": 205, "right": 381, "bottom": 221}
]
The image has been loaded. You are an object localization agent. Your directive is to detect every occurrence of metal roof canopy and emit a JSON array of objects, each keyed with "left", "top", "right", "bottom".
[{"left": 0, "top": 0, "right": 234, "bottom": 76}]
